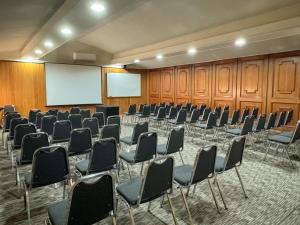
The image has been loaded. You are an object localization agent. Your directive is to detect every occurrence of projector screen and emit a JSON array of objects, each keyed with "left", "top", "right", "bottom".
[
  {"left": 107, "top": 73, "right": 141, "bottom": 97},
  {"left": 45, "top": 63, "right": 102, "bottom": 106}
]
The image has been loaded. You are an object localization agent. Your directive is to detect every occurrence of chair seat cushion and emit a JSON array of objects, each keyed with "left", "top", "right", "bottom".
[
  {"left": 268, "top": 135, "right": 291, "bottom": 144},
  {"left": 75, "top": 160, "right": 89, "bottom": 175},
  {"left": 215, "top": 156, "right": 226, "bottom": 172},
  {"left": 48, "top": 200, "right": 68, "bottom": 225},
  {"left": 116, "top": 177, "right": 142, "bottom": 206},
  {"left": 120, "top": 136, "right": 133, "bottom": 145},
  {"left": 279, "top": 132, "right": 293, "bottom": 137},
  {"left": 119, "top": 151, "right": 136, "bottom": 163},
  {"left": 226, "top": 128, "right": 241, "bottom": 135},
  {"left": 156, "top": 144, "right": 167, "bottom": 154},
  {"left": 174, "top": 165, "right": 193, "bottom": 186}
]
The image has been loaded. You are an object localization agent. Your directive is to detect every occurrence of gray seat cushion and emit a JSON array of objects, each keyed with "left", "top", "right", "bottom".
[
  {"left": 120, "top": 136, "right": 133, "bottom": 145},
  {"left": 75, "top": 160, "right": 89, "bottom": 175},
  {"left": 157, "top": 144, "right": 167, "bottom": 154},
  {"left": 215, "top": 156, "right": 225, "bottom": 172},
  {"left": 48, "top": 200, "right": 68, "bottom": 225},
  {"left": 119, "top": 151, "right": 136, "bottom": 163},
  {"left": 226, "top": 128, "right": 241, "bottom": 135},
  {"left": 279, "top": 132, "right": 293, "bottom": 138},
  {"left": 116, "top": 177, "right": 142, "bottom": 206},
  {"left": 268, "top": 135, "right": 291, "bottom": 144},
  {"left": 174, "top": 165, "right": 193, "bottom": 186}
]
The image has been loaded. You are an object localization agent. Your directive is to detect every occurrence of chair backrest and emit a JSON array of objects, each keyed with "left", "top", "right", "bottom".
[
  {"left": 165, "top": 105, "right": 171, "bottom": 115},
  {"left": 152, "top": 105, "right": 160, "bottom": 116},
  {"left": 191, "top": 145, "right": 217, "bottom": 184},
  {"left": 186, "top": 103, "right": 192, "bottom": 112},
  {"left": 41, "top": 115, "right": 57, "bottom": 135},
  {"left": 9, "top": 117, "right": 28, "bottom": 139},
  {"left": 199, "top": 104, "right": 206, "bottom": 115},
  {"left": 69, "top": 128, "right": 92, "bottom": 155},
  {"left": 127, "top": 104, "right": 136, "bottom": 115},
  {"left": 138, "top": 104, "right": 144, "bottom": 113},
  {"left": 66, "top": 174, "right": 115, "bottom": 225},
  {"left": 28, "top": 109, "right": 41, "bottom": 124},
  {"left": 218, "top": 110, "right": 229, "bottom": 127},
  {"left": 160, "top": 102, "right": 166, "bottom": 107},
  {"left": 83, "top": 117, "right": 99, "bottom": 137},
  {"left": 107, "top": 115, "right": 121, "bottom": 126},
  {"left": 69, "top": 114, "right": 82, "bottom": 129},
  {"left": 92, "top": 112, "right": 105, "bottom": 128},
  {"left": 101, "top": 124, "right": 120, "bottom": 143},
  {"left": 35, "top": 112, "right": 45, "bottom": 129},
  {"left": 134, "top": 132, "right": 157, "bottom": 162},
  {"left": 169, "top": 102, "right": 174, "bottom": 106},
  {"left": 48, "top": 109, "right": 58, "bottom": 116},
  {"left": 80, "top": 109, "right": 91, "bottom": 120},
  {"left": 284, "top": 110, "right": 293, "bottom": 125},
  {"left": 57, "top": 111, "right": 70, "bottom": 121},
  {"left": 190, "top": 109, "right": 201, "bottom": 123},
  {"left": 20, "top": 132, "right": 49, "bottom": 164},
  {"left": 255, "top": 114, "right": 266, "bottom": 132},
  {"left": 291, "top": 121, "right": 300, "bottom": 143},
  {"left": 276, "top": 111, "right": 286, "bottom": 127},
  {"left": 240, "top": 116, "right": 254, "bottom": 135},
  {"left": 70, "top": 107, "right": 80, "bottom": 115},
  {"left": 150, "top": 103, "right": 156, "bottom": 113},
  {"left": 224, "top": 136, "right": 246, "bottom": 171},
  {"left": 224, "top": 105, "right": 229, "bottom": 111},
  {"left": 14, "top": 123, "right": 36, "bottom": 148},
  {"left": 189, "top": 105, "right": 197, "bottom": 114},
  {"left": 176, "top": 104, "right": 182, "bottom": 111},
  {"left": 156, "top": 107, "right": 166, "bottom": 119},
  {"left": 201, "top": 108, "right": 211, "bottom": 121},
  {"left": 53, "top": 120, "right": 72, "bottom": 143},
  {"left": 168, "top": 107, "right": 178, "bottom": 119},
  {"left": 139, "top": 157, "right": 174, "bottom": 205},
  {"left": 166, "top": 127, "right": 184, "bottom": 154},
  {"left": 31, "top": 146, "right": 69, "bottom": 188},
  {"left": 4, "top": 113, "right": 20, "bottom": 131},
  {"left": 206, "top": 112, "right": 217, "bottom": 128},
  {"left": 131, "top": 122, "right": 149, "bottom": 145},
  {"left": 141, "top": 105, "right": 151, "bottom": 116},
  {"left": 3, "top": 105, "right": 15, "bottom": 114},
  {"left": 214, "top": 106, "right": 222, "bottom": 118},
  {"left": 230, "top": 109, "right": 240, "bottom": 125},
  {"left": 175, "top": 109, "right": 187, "bottom": 124},
  {"left": 240, "top": 108, "right": 250, "bottom": 123},
  {"left": 251, "top": 107, "right": 259, "bottom": 119},
  {"left": 88, "top": 138, "right": 118, "bottom": 174}
]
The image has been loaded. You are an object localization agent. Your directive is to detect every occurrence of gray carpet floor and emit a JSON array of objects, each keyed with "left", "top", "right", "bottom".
[{"left": 0, "top": 123, "right": 300, "bottom": 225}]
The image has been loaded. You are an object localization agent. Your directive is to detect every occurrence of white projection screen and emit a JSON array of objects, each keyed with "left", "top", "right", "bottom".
[
  {"left": 45, "top": 63, "right": 102, "bottom": 106},
  {"left": 107, "top": 73, "right": 141, "bottom": 97}
]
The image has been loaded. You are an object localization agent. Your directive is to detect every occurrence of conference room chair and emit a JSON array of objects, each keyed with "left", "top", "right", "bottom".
[
  {"left": 136, "top": 104, "right": 145, "bottom": 116},
  {"left": 80, "top": 109, "right": 91, "bottom": 120},
  {"left": 284, "top": 110, "right": 293, "bottom": 126},
  {"left": 227, "top": 109, "right": 240, "bottom": 126},
  {"left": 157, "top": 127, "right": 185, "bottom": 164},
  {"left": 15, "top": 132, "right": 49, "bottom": 187},
  {"left": 120, "top": 122, "right": 148, "bottom": 147},
  {"left": 123, "top": 104, "right": 136, "bottom": 124},
  {"left": 136, "top": 105, "right": 151, "bottom": 122},
  {"left": 199, "top": 107, "right": 211, "bottom": 123},
  {"left": 150, "top": 103, "right": 156, "bottom": 113},
  {"left": 6, "top": 117, "right": 28, "bottom": 151},
  {"left": 57, "top": 111, "right": 69, "bottom": 121},
  {"left": 192, "top": 112, "right": 217, "bottom": 145},
  {"left": 75, "top": 138, "right": 118, "bottom": 179},
  {"left": 225, "top": 116, "right": 254, "bottom": 140},
  {"left": 275, "top": 111, "right": 287, "bottom": 128},
  {"left": 248, "top": 114, "right": 267, "bottom": 150},
  {"left": 41, "top": 115, "right": 57, "bottom": 136},
  {"left": 83, "top": 117, "right": 99, "bottom": 138},
  {"left": 174, "top": 145, "right": 222, "bottom": 222},
  {"left": 165, "top": 106, "right": 178, "bottom": 121},
  {"left": 107, "top": 115, "right": 121, "bottom": 126},
  {"left": 176, "top": 104, "right": 182, "bottom": 111},
  {"left": 69, "top": 106, "right": 81, "bottom": 115},
  {"left": 160, "top": 102, "right": 166, "bottom": 107},
  {"left": 187, "top": 104, "right": 197, "bottom": 116},
  {"left": 264, "top": 120, "right": 300, "bottom": 167},
  {"left": 185, "top": 108, "right": 201, "bottom": 134},
  {"left": 214, "top": 110, "right": 229, "bottom": 141},
  {"left": 150, "top": 105, "right": 159, "bottom": 117},
  {"left": 150, "top": 107, "right": 166, "bottom": 127},
  {"left": 214, "top": 136, "right": 248, "bottom": 209},
  {"left": 23, "top": 145, "right": 70, "bottom": 223},
  {"left": 101, "top": 124, "right": 120, "bottom": 146},
  {"left": 52, "top": 120, "right": 72, "bottom": 144},
  {"left": 48, "top": 109, "right": 59, "bottom": 116},
  {"left": 117, "top": 157, "right": 177, "bottom": 225},
  {"left": 250, "top": 107, "right": 259, "bottom": 119},
  {"left": 165, "top": 104, "right": 171, "bottom": 115},
  {"left": 68, "top": 128, "right": 92, "bottom": 157},
  {"left": 68, "top": 114, "right": 82, "bottom": 129},
  {"left": 224, "top": 104, "right": 230, "bottom": 111},
  {"left": 2, "top": 112, "right": 20, "bottom": 148},
  {"left": 214, "top": 106, "right": 222, "bottom": 118},
  {"left": 166, "top": 109, "right": 187, "bottom": 131},
  {"left": 186, "top": 102, "right": 192, "bottom": 113},
  {"left": 35, "top": 112, "right": 46, "bottom": 129},
  {"left": 92, "top": 112, "right": 105, "bottom": 129},
  {"left": 199, "top": 104, "right": 206, "bottom": 116},
  {"left": 239, "top": 107, "right": 250, "bottom": 124},
  {"left": 119, "top": 132, "right": 157, "bottom": 178},
  {"left": 46, "top": 173, "right": 117, "bottom": 225},
  {"left": 3, "top": 104, "right": 15, "bottom": 115},
  {"left": 28, "top": 109, "right": 41, "bottom": 124}
]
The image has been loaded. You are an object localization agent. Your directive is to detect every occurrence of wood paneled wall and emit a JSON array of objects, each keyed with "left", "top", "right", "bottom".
[{"left": 148, "top": 51, "right": 300, "bottom": 123}]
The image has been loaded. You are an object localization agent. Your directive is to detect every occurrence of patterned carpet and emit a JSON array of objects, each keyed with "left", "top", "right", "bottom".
[{"left": 0, "top": 123, "right": 300, "bottom": 225}]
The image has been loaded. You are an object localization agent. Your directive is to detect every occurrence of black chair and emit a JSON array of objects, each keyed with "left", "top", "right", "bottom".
[
  {"left": 35, "top": 112, "right": 45, "bottom": 129},
  {"left": 157, "top": 127, "right": 185, "bottom": 164},
  {"left": 284, "top": 110, "right": 293, "bottom": 125},
  {"left": 121, "top": 122, "right": 148, "bottom": 146},
  {"left": 92, "top": 112, "right": 105, "bottom": 128},
  {"left": 48, "top": 109, "right": 58, "bottom": 116},
  {"left": 101, "top": 124, "right": 120, "bottom": 144},
  {"left": 150, "top": 107, "right": 166, "bottom": 127},
  {"left": 75, "top": 138, "right": 118, "bottom": 177},
  {"left": 167, "top": 109, "right": 187, "bottom": 129},
  {"left": 28, "top": 109, "right": 41, "bottom": 124},
  {"left": 150, "top": 105, "right": 160, "bottom": 117},
  {"left": 228, "top": 109, "right": 240, "bottom": 126},
  {"left": 83, "top": 117, "right": 99, "bottom": 138},
  {"left": 107, "top": 115, "right": 121, "bottom": 126},
  {"left": 215, "top": 136, "right": 248, "bottom": 208},
  {"left": 200, "top": 107, "right": 211, "bottom": 122},
  {"left": 124, "top": 104, "right": 136, "bottom": 123},
  {"left": 2, "top": 112, "right": 20, "bottom": 148},
  {"left": 52, "top": 120, "right": 72, "bottom": 144},
  {"left": 57, "top": 111, "right": 69, "bottom": 121},
  {"left": 119, "top": 132, "right": 157, "bottom": 178},
  {"left": 68, "top": 128, "right": 92, "bottom": 157},
  {"left": 174, "top": 145, "right": 222, "bottom": 221},
  {"left": 186, "top": 103, "right": 192, "bottom": 113},
  {"left": 165, "top": 105, "right": 171, "bottom": 115},
  {"left": 192, "top": 112, "right": 217, "bottom": 144},
  {"left": 214, "top": 106, "right": 222, "bottom": 118},
  {"left": 136, "top": 105, "right": 151, "bottom": 121},
  {"left": 240, "top": 108, "right": 250, "bottom": 124},
  {"left": 166, "top": 106, "right": 178, "bottom": 120},
  {"left": 11, "top": 123, "right": 37, "bottom": 152},
  {"left": 215, "top": 110, "right": 229, "bottom": 141},
  {"left": 6, "top": 117, "right": 28, "bottom": 150},
  {"left": 69, "top": 114, "right": 82, "bottom": 129},
  {"left": 150, "top": 103, "right": 156, "bottom": 113},
  {"left": 224, "top": 105, "right": 230, "bottom": 111},
  {"left": 117, "top": 157, "right": 177, "bottom": 225},
  {"left": 80, "top": 109, "right": 91, "bottom": 120},
  {"left": 47, "top": 173, "right": 117, "bottom": 225},
  {"left": 23, "top": 146, "right": 70, "bottom": 223},
  {"left": 225, "top": 116, "right": 254, "bottom": 137},
  {"left": 199, "top": 104, "right": 206, "bottom": 115},
  {"left": 251, "top": 107, "right": 259, "bottom": 119},
  {"left": 275, "top": 111, "right": 286, "bottom": 128},
  {"left": 265, "top": 112, "right": 276, "bottom": 130},
  {"left": 70, "top": 107, "right": 80, "bottom": 115},
  {"left": 253, "top": 114, "right": 266, "bottom": 133},
  {"left": 188, "top": 104, "right": 197, "bottom": 116},
  {"left": 41, "top": 115, "right": 57, "bottom": 136},
  {"left": 136, "top": 104, "right": 145, "bottom": 115}
]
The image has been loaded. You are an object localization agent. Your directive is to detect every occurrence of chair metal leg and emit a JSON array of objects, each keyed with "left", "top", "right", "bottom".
[
  {"left": 207, "top": 179, "right": 221, "bottom": 213},
  {"left": 140, "top": 162, "right": 144, "bottom": 176},
  {"left": 160, "top": 195, "right": 165, "bottom": 208},
  {"left": 147, "top": 201, "right": 151, "bottom": 212},
  {"left": 192, "top": 184, "right": 197, "bottom": 195},
  {"left": 167, "top": 193, "right": 178, "bottom": 225},
  {"left": 111, "top": 214, "right": 117, "bottom": 225},
  {"left": 179, "top": 188, "right": 193, "bottom": 225},
  {"left": 128, "top": 206, "right": 135, "bottom": 225},
  {"left": 127, "top": 163, "right": 132, "bottom": 179},
  {"left": 235, "top": 167, "right": 248, "bottom": 198},
  {"left": 24, "top": 183, "right": 31, "bottom": 224},
  {"left": 283, "top": 145, "right": 295, "bottom": 168},
  {"left": 179, "top": 151, "right": 185, "bottom": 165},
  {"left": 63, "top": 181, "right": 67, "bottom": 199},
  {"left": 214, "top": 176, "right": 228, "bottom": 210}
]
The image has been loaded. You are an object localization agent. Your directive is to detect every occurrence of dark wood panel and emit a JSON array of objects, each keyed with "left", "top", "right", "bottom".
[
  {"left": 175, "top": 65, "right": 191, "bottom": 104},
  {"left": 161, "top": 68, "right": 174, "bottom": 103}
]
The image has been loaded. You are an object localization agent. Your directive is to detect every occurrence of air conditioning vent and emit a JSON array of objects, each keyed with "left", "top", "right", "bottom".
[{"left": 73, "top": 52, "right": 96, "bottom": 62}]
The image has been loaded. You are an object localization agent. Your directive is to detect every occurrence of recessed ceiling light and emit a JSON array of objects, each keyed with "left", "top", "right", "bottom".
[
  {"left": 90, "top": 2, "right": 105, "bottom": 12},
  {"left": 188, "top": 48, "right": 197, "bottom": 55},
  {"left": 234, "top": 37, "right": 246, "bottom": 47},
  {"left": 44, "top": 41, "right": 54, "bottom": 48},
  {"left": 61, "top": 27, "right": 72, "bottom": 36},
  {"left": 35, "top": 49, "right": 43, "bottom": 55},
  {"left": 156, "top": 54, "right": 163, "bottom": 60},
  {"left": 134, "top": 59, "right": 140, "bottom": 63}
]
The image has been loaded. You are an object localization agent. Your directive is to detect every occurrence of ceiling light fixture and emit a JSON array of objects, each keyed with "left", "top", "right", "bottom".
[
  {"left": 61, "top": 27, "right": 72, "bottom": 36},
  {"left": 44, "top": 41, "right": 54, "bottom": 48},
  {"left": 90, "top": 2, "right": 105, "bottom": 12},
  {"left": 134, "top": 59, "right": 140, "bottom": 63},
  {"left": 188, "top": 48, "right": 197, "bottom": 55},
  {"left": 234, "top": 37, "right": 247, "bottom": 47},
  {"left": 35, "top": 49, "right": 43, "bottom": 55},
  {"left": 156, "top": 54, "right": 163, "bottom": 60}
]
